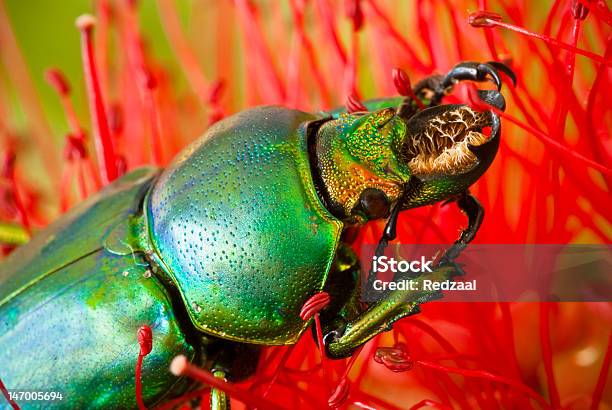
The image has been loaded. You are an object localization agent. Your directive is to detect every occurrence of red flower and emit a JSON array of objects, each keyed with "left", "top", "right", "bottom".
[{"left": 0, "top": 1, "right": 610, "bottom": 408}]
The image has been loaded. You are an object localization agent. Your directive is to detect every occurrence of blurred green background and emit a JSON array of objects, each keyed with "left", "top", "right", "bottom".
[{"left": 3, "top": 0, "right": 190, "bottom": 141}]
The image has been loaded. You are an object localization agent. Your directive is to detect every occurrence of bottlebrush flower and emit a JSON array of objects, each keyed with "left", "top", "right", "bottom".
[{"left": 0, "top": 0, "right": 610, "bottom": 409}]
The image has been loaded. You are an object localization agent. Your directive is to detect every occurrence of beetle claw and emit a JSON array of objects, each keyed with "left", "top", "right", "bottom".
[
  {"left": 476, "top": 62, "right": 502, "bottom": 90},
  {"left": 439, "top": 61, "right": 500, "bottom": 90},
  {"left": 477, "top": 89, "right": 506, "bottom": 111},
  {"left": 432, "top": 60, "right": 515, "bottom": 105},
  {"left": 486, "top": 61, "right": 517, "bottom": 87}
]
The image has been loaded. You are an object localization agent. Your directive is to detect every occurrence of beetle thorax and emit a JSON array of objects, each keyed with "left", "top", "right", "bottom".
[{"left": 313, "top": 109, "right": 411, "bottom": 223}]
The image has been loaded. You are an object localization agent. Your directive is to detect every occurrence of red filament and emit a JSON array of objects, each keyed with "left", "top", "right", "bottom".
[
  {"left": 0, "top": 378, "right": 20, "bottom": 410},
  {"left": 300, "top": 292, "right": 331, "bottom": 379},
  {"left": 169, "top": 355, "right": 285, "bottom": 410},
  {"left": 468, "top": 10, "right": 611, "bottom": 65},
  {"left": 392, "top": 67, "right": 426, "bottom": 110},
  {"left": 591, "top": 330, "right": 612, "bottom": 410},
  {"left": 76, "top": 14, "right": 118, "bottom": 184},
  {"left": 135, "top": 325, "right": 153, "bottom": 410},
  {"left": 346, "top": 94, "right": 368, "bottom": 113}
]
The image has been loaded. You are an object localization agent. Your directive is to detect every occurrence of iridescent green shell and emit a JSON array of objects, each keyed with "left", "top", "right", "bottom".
[
  {"left": 147, "top": 106, "right": 343, "bottom": 345},
  {"left": 0, "top": 168, "right": 196, "bottom": 409}
]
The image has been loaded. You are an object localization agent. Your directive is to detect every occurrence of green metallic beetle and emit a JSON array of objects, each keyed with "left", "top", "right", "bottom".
[{"left": 0, "top": 61, "right": 514, "bottom": 409}]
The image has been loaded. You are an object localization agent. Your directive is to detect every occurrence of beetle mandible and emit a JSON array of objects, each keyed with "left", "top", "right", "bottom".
[{"left": 0, "top": 61, "right": 514, "bottom": 409}]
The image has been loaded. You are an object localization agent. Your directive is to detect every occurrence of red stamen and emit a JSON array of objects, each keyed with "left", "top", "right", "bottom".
[
  {"left": 373, "top": 343, "right": 413, "bottom": 372},
  {"left": 539, "top": 304, "right": 560, "bottom": 409},
  {"left": 1, "top": 151, "right": 30, "bottom": 232},
  {"left": 135, "top": 325, "right": 153, "bottom": 410},
  {"left": 0, "top": 1, "right": 61, "bottom": 183},
  {"left": 345, "top": 0, "right": 364, "bottom": 31},
  {"left": 76, "top": 14, "right": 119, "bottom": 184},
  {"left": 328, "top": 378, "right": 350, "bottom": 408},
  {"left": 76, "top": 163, "right": 88, "bottom": 201},
  {"left": 465, "top": 85, "right": 612, "bottom": 176},
  {"left": 95, "top": 0, "right": 112, "bottom": 95},
  {"left": 0, "top": 378, "right": 20, "bottom": 410},
  {"left": 108, "top": 103, "right": 124, "bottom": 137},
  {"left": 342, "top": 345, "right": 363, "bottom": 379},
  {"left": 60, "top": 162, "right": 75, "bottom": 212},
  {"left": 45, "top": 69, "right": 70, "bottom": 96},
  {"left": 300, "top": 292, "right": 331, "bottom": 379},
  {"left": 157, "top": 0, "right": 212, "bottom": 105},
  {"left": 469, "top": 11, "right": 612, "bottom": 65},
  {"left": 315, "top": 0, "right": 348, "bottom": 65},
  {"left": 299, "top": 292, "right": 331, "bottom": 321},
  {"left": 234, "top": 0, "right": 286, "bottom": 103},
  {"left": 344, "top": 0, "right": 363, "bottom": 99},
  {"left": 468, "top": 10, "right": 503, "bottom": 27},
  {"left": 579, "top": 0, "right": 612, "bottom": 26},
  {"left": 169, "top": 355, "right": 285, "bottom": 410},
  {"left": 45, "top": 68, "right": 101, "bottom": 196},
  {"left": 208, "top": 80, "right": 225, "bottom": 106},
  {"left": 416, "top": 359, "right": 552, "bottom": 409},
  {"left": 392, "top": 68, "right": 426, "bottom": 109},
  {"left": 571, "top": 0, "right": 590, "bottom": 20},
  {"left": 366, "top": 0, "right": 431, "bottom": 72},
  {"left": 401, "top": 320, "right": 487, "bottom": 408},
  {"left": 591, "top": 330, "right": 612, "bottom": 410},
  {"left": 261, "top": 345, "right": 296, "bottom": 399},
  {"left": 289, "top": 0, "right": 331, "bottom": 107},
  {"left": 346, "top": 94, "right": 367, "bottom": 113},
  {"left": 138, "top": 325, "right": 153, "bottom": 356},
  {"left": 122, "top": 0, "right": 164, "bottom": 164},
  {"left": 328, "top": 345, "right": 363, "bottom": 408},
  {"left": 409, "top": 399, "right": 451, "bottom": 410},
  {"left": 352, "top": 339, "right": 378, "bottom": 392},
  {"left": 45, "top": 69, "right": 82, "bottom": 138}
]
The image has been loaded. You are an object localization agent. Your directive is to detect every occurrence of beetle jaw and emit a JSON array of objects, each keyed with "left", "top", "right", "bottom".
[{"left": 398, "top": 104, "right": 500, "bottom": 182}]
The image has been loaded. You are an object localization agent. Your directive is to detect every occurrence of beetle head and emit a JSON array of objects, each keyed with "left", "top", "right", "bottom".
[{"left": 314, "top": 103, "right": 500, "bottom": 222}]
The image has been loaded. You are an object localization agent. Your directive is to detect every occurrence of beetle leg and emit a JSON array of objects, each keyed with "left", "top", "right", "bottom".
[
  {"left": 365, "top": 200, "right": 401, "bottom": 289},
  {"left": 324, "top": 263, "right": 463, "bottom": 359},
  {"left": 438, "top": 192, "right": 484, "bottom": 265},
  {"left": 319, "top": 243, "right": 364, "bottom": 340},
  {"left": 210, "top": 370, "right": 230, "bottom": 410},
  {"left": 203, "top": 340, "right": 261, "bottom": 409}
]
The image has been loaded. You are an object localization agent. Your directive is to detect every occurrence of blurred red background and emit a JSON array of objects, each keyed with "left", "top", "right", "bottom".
[{"left": 0, "top": 0, "right": 610, "bottom": 408}]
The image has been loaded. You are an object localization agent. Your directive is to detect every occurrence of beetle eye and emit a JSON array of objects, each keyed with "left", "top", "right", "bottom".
[{"left": 358, "top": 188, "right": 391, "bottom": 220}]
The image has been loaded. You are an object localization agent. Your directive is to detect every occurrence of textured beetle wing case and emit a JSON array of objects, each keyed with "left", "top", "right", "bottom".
[
  {"left": 0, "top": 167, "right": 197, "bottom": 408},
  {"left": 147, "top": 106, "right": 344, "bottom": 344}
]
